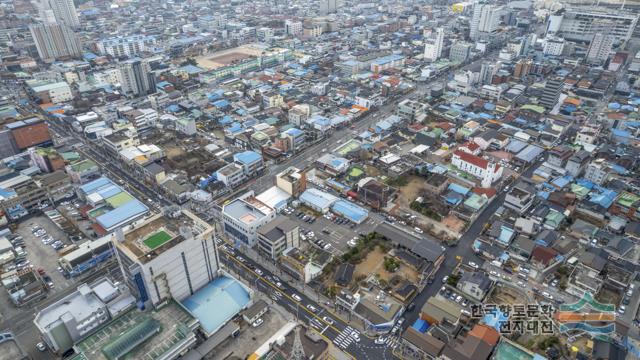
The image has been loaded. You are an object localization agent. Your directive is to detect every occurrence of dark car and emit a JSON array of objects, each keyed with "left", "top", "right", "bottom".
[{"left": 407, "top": 302, "right": 416, "bottom": 312}]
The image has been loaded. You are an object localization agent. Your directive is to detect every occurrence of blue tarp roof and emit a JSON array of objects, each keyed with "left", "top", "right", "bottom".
[
  {"left": 448, "top": 183, "right": 471, "bottom": 196},
  {"left": 219, "top": 115, "right": 233, "bottom": 125},
  {"left": 412, "top": 319, "right": 429, "bottom": 333}
]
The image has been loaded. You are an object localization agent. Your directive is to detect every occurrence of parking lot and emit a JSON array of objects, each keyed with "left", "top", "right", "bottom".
[
  {"left": 283, "top": 206, "right": 383, "bottom": 256},
  {"left": 15, "top": 215, "right": 77, "bottom": 296}
]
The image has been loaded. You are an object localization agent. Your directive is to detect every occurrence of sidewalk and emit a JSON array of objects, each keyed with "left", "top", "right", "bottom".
[{"left": 242, "top": 246, "right": 367, "bottom": 333}]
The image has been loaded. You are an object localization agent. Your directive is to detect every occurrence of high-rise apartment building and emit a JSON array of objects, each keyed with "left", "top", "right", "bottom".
[
  {"left": 319, "top": 0, "right": 337, "bottom": 15},
  {"left": 424, "top": 27, "right": 444, "bottom": 62},
  {"left": 470, "top": 2, "right": 503, "bottom": 40},
  {"left": 117, "top": 58, "right": 156, "bottom": 97},
  {"left": 586, "top": 33, "right": 614, "bottom": 65},
  {"left": 29, "top": 23, "right": 82, "bottom": 61},
  {"left": 47, "top": 0, "right": 79, "bottom": 27}
]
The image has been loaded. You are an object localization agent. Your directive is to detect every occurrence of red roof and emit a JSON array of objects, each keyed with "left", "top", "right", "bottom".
[
  {"left": 453, "top": 150, "right": 488, "bottom": 169},
  {"left": 531, "top": 246, "right": 557, "bottom": 265},
  {"left": 473, "top": 187, "right": 497, "bottom": 198},
  {"left": 463, "top": 141, "right": 480, "bottom": 151}
]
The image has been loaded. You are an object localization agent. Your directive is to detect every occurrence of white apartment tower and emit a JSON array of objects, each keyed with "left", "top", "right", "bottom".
[
  {"left": 586, "top": 33, "right": 614, "bottom": 65},
  {"left": 46, "top": 0, "right": 79, "bottom": 27},
  {"left": 470, "top": 2, "right": 502, "bottom": 40},
  {"left": 29, "top": 23, "right": 82, "bottom": 61},
  {"left": 424, "top": 27, "right": 444, "bottom": 62},
  {"left": 117, "top": 58, "right": 156, "bottom": 97}
]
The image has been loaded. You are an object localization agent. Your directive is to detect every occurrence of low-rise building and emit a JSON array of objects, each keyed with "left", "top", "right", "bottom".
[
  {"left": 256, "top": 216, "right": 299, "bottom": 259},
  {"left": 222, "top": 195, "right": 275, "bottom": 247},
  {"left": 34, "top": 278, "right": 135, "bottom": 354}
]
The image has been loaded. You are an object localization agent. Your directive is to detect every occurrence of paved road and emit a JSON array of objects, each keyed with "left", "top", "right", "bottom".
[
  {"left": 402, "top": 154, "right": 544, "bottom": 330},
  {"left": 217, "top": 243, "right": 401, "bottom": 360}
]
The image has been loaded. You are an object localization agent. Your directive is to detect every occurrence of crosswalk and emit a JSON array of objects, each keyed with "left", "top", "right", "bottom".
[
  {"left": 333, "top": 326, "right": 357, "bottom": 350},
  {"left": 384, "top": 336, "right": 400, "bottom": 349}
]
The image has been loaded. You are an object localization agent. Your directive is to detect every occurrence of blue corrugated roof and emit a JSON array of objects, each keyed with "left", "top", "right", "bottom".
[
  {"left": 331, "top": 199, "right": 368, "bottom": 223},
  {"left": 96, "top": 199, "right": 148, "bottom": 230},
  {"left": 80, "top": 177, "right": 113, "bottom": 194},
  {"left": 97, "top": 185, "right": 122, "bottom": 199},
  {"left": 233, "top": 151, "right": 261, "bottom": 165},
  {"left": 448, "top": 183, "right": 470, "bottom": 196}
]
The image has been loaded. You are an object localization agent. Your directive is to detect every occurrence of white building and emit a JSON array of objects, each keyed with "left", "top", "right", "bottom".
[
  {"left": 176, "top": 117, "right": 197, "bottom": 135},
  {"left": 546, "top": 9, "right": 637, "bottom": 43},
  {"left": 113, "top": 210, "right": 219, "bottom": 308},
  {"left": 470, "top": 2, "right": 503, "bottom": 40},
  {"left": 451, "top": 150, "right": 503, "bottom": 188},
  {"left": 424, "top": 27, "right": 444, "bottom": 62},
  {"left": 96, "top": 35, "right": 157, "bottom": 58},
  {"left": 543, "top": 36, "right": 565, "bottom": 56},
  {"left": 29, "top": 81, "right": 73, "bottom": 103},
  {"left": 222, "top": 194, "right": 276, "bottom": 247},
  {"left": 47, "top": 0, "right": 79, "bottom": 27},
  {"left": 586, "top": 33, "right": 614, "bottom": 65},
  {"left": 285, "top": 20, "right": 302, "bottom": 36},
  {"left": 29, "top": 23, "right": 82, "bottom": 61},
  {"left": 34, "top": 278, "right": 134, "bottom": 353},
  {"left": 117, "top": 58, "right": 156, "bottom": 97}
]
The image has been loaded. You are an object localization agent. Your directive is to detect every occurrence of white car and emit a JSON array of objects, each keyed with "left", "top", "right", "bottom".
[
  {"left": 292, "top": 294, "right": 302, "bottom": 302},
  {"left": 414, "top": 227, "right": 423, "bottom": 234},
  {"left": 255, "top": 269, "right": 263, "bottom": 276},
  {"left": 306, "top": 304, "right": 318, "bottom": 313},
  {"left": 517, "top": 281, "right": 526, "bottom": 288},
  {"left": 36, "top": 342, "right": 47, "bottom": 352},
  {"left": 468, "top": 262, "right": 479, "bottom": 269},
  {"left": 375, "top": 337, "right": 385, "bottom": 345},
  {"left": 322, "top": 316, "right": 334, "bottom": 325},
  {"left": 252, "top": 318, "right": 264, "bottom": 327}
]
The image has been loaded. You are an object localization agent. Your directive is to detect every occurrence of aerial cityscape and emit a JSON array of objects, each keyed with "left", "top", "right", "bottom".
[{"left": 0, "top": 0, "right": 639, "bottom": 359}]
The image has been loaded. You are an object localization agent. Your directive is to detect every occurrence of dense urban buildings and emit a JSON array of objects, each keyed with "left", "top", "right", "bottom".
[{"left": 1, "top": 0, "right": 640, "bottom": 359}]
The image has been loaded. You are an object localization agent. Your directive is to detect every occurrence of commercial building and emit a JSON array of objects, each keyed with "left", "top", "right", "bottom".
[
  {"left": 222, "top": 194, "right": 275, "bottom": 247},
  {"left": 34, "top": 278, "right": 136, "bottom": 354},
  {"left": 451, "top": 150, "right": 503, "bottom": 188},
  {"left": 543, "top": 36, "right": 565, "bottom": 56},
  {"left": 113, "top": 210, "right": 219, "bottom": 308},
  {"left": 71, "top": 300, "right": 199, "bottom": 360},
  {"left": 5, "top": 118, "right": 52, "bottom": 150},
  {"left": 546, "top": 9, "right": 638, "bottom": 43},
  {"left": 77, "top": 177, "right": 149, "bottom": 235},
  {"left": 275, "top": 166, "right": 307, "bottom": 197},
  {"left": 117, "top": 58, "right": 156, "bottom": 97},
  {"left": 449, "top": 42, "right": 472, "bottom": 63},
  {"left": 233, "top": 150, "right": 264, "bottom": 177},
  {"left": 256, "top": 215, "right": 299, "bottom": 259},
  {"left": 28, "top": 80, "right": 73, "bottom": 103},
  {"left": 370, "top": 54, "right": 405, "bottom": 73},
  {"left": 29, "top": 23, "right": 82, "bottom": 61},
  {"left": 424, "top": 28, "right": 444, "bottom": 62},
  {"left": 540, "top": 77, "right": 563, "bottom": 109}
]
